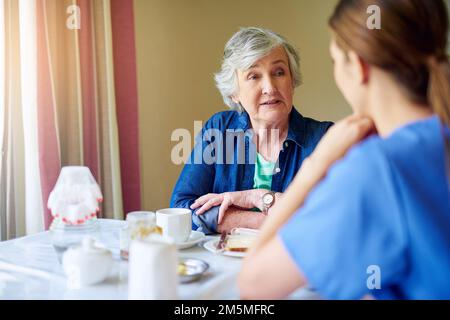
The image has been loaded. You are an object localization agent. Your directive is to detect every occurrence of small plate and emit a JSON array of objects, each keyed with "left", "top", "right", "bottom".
[
  {"left": 203, "top": 238, "right": 245, "bottom": 258},
  {"left": 176, "top": 231, "right": 205, "bottom": 250},
  {"left": 178, "top": 258, "right": 209, "bottom": 283}
]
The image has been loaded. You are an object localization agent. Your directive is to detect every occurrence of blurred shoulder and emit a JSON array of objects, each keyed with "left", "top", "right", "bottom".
[
  {"left": 376, "top": 116, "right": 443, "bottom": 159},
  {"left": 328, "top": 135, "right": 388, "bottom": 185}
]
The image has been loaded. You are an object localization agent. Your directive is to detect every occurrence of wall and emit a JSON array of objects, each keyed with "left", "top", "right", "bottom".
[{"left": 133, "top": 0, "right": 349, "bottom": 211}]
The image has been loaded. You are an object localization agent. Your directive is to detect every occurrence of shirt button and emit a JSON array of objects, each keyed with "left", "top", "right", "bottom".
[
  {"left": 275, "top": 168, "right": 281, "bottom": 173},
  {"left": 284, "top": 142, "right": 289, "bottom": 148}
]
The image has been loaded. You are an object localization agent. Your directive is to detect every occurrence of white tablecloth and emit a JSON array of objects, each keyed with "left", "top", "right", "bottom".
[{"left": 0, "top": 219, "right": 319, "bottom": 300}]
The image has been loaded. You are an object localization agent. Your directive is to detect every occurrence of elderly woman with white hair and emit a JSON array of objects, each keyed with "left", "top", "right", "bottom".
[{"left": 170, "top": 27, "right": 333, "bottom": 234}]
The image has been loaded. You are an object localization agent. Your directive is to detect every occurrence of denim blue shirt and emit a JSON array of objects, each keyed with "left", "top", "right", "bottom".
[{"left": 170, "top": 107, "right": 333, "bottom": 234}]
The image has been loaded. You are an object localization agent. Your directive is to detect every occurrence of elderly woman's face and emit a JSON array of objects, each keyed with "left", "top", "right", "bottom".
[{"left": 232, "top": 46, "right": 294, "bottom": 124}]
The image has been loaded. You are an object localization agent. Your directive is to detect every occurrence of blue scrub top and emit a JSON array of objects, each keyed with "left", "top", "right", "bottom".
[{"left": 280, "top": 116, "right": 450, "bottom": 300}]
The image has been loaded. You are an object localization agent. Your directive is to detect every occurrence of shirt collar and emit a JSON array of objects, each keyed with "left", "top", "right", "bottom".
[
  {"left": 286, "top": 107, "right": 307, "bottom": 148},
  {"left": 237, "top": 106, "right": 307, "bottom": 148}
]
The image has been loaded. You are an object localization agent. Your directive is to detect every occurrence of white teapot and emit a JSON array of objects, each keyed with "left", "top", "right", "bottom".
[{"left": 62, "top": 237, "right": 113, "bottom": 288}]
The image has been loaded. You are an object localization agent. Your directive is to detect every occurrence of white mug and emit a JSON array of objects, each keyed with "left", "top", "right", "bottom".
[{"left": 156, "top": 208, "right": 192, "bottom": 243}]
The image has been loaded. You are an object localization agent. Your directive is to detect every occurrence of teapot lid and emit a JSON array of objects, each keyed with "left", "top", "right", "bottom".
[{"left": 68, "top": 236, "right": 111, "bottom": 257}]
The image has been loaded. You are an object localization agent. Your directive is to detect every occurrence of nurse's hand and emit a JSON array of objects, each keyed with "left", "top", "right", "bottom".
[
  {"left": 309, "top": 114, "right": 375, "bottom": 175},
  {"left": 190, "top": 190, "right": 268, "bottom": 224}
]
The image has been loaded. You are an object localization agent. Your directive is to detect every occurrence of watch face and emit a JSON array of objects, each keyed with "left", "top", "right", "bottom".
[{"left": 263, "top": 193, "right": 274, "bottom": 205}]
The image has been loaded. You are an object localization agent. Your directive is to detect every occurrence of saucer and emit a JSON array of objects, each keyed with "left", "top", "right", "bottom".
[
  {"left": 176, "top": 231, "right": 205, "bottom": 250},
  {"left": 178, "top": 258, "right": 209, "bottom": 283}
]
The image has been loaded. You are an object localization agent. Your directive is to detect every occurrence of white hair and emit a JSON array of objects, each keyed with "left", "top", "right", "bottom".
[{"left": 214, "top": 27, "right": 302, "bottom": 111}]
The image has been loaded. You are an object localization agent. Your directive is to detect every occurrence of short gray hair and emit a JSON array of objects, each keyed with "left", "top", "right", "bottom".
[{"left": 214, "top": 27, "right": 302, "bottom": 110}]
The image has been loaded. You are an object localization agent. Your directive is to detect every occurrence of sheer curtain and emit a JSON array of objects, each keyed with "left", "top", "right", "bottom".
[
  {"left": 0, "top": 0, "right": 141, "bottom": 241},
  {"left": 1, "top": 0, "right": 27, "bottom": 240}
]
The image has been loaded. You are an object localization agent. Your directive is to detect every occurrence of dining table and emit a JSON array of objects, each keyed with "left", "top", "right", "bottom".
[{"left": 0, "top": 219, "right": 320, "bottom": 300}]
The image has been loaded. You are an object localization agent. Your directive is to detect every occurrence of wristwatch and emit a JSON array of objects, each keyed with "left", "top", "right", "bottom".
[{"left": 261, "top": 191, "right": 276, "bottom": 215}]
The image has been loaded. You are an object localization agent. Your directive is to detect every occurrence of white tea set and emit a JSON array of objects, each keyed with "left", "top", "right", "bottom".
[{"left": 47, "top": 166, "right": 205, "bottom": 297}]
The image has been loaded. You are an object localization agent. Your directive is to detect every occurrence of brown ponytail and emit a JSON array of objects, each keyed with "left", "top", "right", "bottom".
[
  {"left": 329, "top": 0, "right": 450, "bottom": 126},
  {"left": 428, "top": 56, "right": 450, "bottom": 126}
]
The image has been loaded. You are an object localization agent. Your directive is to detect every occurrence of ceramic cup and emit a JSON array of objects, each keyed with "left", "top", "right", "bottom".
[
  {"left": 120, "top": 211, "right": 158, "bottom": 260},
  {"left": 156, "top": 208, "right": 192, "bottom": 243},
  {"left": 126, "top": 211, "right": 157, "bottom": 240}
]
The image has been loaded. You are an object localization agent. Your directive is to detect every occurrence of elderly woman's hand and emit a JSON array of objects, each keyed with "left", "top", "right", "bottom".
[
  {"left": 308, "top": 114, "right": 375, "bottom": 173},
  {"left": 190, "top": 189, "right": 268, "bottom": 224}
]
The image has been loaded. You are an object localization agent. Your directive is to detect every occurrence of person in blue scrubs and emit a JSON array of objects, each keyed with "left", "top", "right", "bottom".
[{"left": 239, "top": 0, "right": 450, "bottom": 300}]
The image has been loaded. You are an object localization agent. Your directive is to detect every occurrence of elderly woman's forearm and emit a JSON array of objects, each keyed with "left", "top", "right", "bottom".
[{"left": 217, "top": 209, "right": 266, "bottom": 234}]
